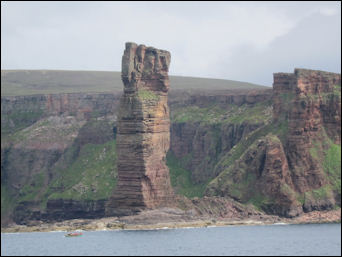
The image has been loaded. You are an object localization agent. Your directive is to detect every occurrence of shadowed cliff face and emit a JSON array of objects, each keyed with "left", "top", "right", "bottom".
[
  {"left": 206, "top": 69, "right": 341, "bottom": 217},
  {"left": 106, "top": 43, "right": 174, "bottom": 216},
  {"left": 169, "top": 89, "right": 273, "bottom": 184}
]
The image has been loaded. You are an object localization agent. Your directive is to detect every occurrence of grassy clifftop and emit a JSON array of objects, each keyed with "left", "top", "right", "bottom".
[{"left": 1, "top": 70, "right": 268, "bottom": 96}]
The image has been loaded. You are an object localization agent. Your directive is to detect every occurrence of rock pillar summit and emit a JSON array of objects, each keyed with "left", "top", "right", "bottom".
[{"left": 106, "top": 42, "right": 174, "bottom": 216}]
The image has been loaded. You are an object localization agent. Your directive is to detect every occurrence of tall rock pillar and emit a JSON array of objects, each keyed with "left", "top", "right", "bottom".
[{"left": 106, "top": 42, "right": 174, "bottom": 216}]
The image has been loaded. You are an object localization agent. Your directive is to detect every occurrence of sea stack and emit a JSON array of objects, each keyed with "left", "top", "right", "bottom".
[{"left": 106, "top": 42, "right": 174, "bottom": 216}]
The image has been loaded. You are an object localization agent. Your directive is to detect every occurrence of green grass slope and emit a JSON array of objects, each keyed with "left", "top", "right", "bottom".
[{"left": 1, "top": 70, "right": 268, "bottom": 96}]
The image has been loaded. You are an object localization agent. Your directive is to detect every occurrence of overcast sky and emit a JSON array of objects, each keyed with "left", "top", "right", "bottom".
[{"left": 1, "top": 1, "right": 341, "bottom": 86}]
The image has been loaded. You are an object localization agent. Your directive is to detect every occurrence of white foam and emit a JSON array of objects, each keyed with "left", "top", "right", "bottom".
[{"left": 273, "top": 222, "right": 289, "bottom": 225}]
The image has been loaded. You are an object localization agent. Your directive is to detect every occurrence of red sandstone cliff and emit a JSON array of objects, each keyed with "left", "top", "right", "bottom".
[
  {"left": 274, "top": 69, "right": 340, "bottom": 194},
  {"left": 206, "top": 68, "right": 341, "bottom": 217}
]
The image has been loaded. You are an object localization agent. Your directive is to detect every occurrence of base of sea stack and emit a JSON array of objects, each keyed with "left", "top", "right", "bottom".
[
  {"left": 105, "top": 197, "right": 146, "bottom": 217},
  {"left": 105, "top": 195, "right": 175, "bottom": 217}
]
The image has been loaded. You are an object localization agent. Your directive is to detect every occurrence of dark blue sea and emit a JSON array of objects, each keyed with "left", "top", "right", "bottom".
[{"left": 1, "top": 223, "right": 341, "bottom": 256}]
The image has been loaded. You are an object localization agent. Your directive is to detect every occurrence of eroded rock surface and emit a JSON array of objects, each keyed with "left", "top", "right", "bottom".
[
  {"left": 273, "top": 69, "right": 341, "bottom": 197},
  {"left": 206, "top": 68, "right": 341, "bottom": 217},
  {"left": 106, "top": 42, "right": 174, "bottom": 216}
]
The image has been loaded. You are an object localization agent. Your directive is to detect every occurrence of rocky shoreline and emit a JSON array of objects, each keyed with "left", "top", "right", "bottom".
[{"left": 1, "top": 208, "right": 340, "bottom": 233}]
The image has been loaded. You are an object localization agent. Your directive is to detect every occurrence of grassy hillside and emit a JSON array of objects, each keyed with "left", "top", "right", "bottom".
[{"left": 1, "top": 70, "right": 268, "bottom": 96}]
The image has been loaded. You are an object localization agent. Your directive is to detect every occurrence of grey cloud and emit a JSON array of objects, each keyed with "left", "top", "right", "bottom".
[
  {"left": 1, "top": 1, "right": 341, "bottom": 86},
  {"left": 220, "top": 11, "right": 341, "bottom": 85}
]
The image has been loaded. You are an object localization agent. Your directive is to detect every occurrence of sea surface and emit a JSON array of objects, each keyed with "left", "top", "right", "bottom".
[{"left": 1, "top": 223, "right": 341, "bottom": 256}]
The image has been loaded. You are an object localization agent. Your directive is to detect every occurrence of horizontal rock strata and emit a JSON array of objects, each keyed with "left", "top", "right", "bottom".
[
  {"left": 106, "top": 42, "right": 174, "bottom": 216},
  {"left": 206, "top": 68, "right": 341, "bottom": 217}
]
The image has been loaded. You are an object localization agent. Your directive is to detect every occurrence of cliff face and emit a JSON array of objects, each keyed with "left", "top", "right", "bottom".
[
  {"left": 13, "top": 199, "right": 107, "bottom": 224},
  {"left": 206, "top": 69, "right": 341, "bottom": 217},
  {"left": 275, "top": 69, "right": 341, "bottom": 211},
  {"left": 1, "top": 87, "right": 271, "bottom": 224},
  {"left": 169, "top": 89, "right": 273, "bottom": 184},
  {"left": 274, "top": 69, "right": 340, "bottom": 189},
  {"left": 106, "top": 43, "right": 174, "bottom": 216},
  {"left": 1, "top": 93, "right": 120, "bottom": 136},
  {"left": 273, "top": 69, "right": 341, "bottom": 144},
  {"left": 1, "top": 68, "right": 340, "bottom": 224},
  {"left": 1, "top": 93, "right": 119, "bottom": 225}
]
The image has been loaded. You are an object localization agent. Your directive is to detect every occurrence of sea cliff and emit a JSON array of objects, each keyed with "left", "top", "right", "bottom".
[{"left": 1, "top": 68, "right": 340, "bottom": 228}]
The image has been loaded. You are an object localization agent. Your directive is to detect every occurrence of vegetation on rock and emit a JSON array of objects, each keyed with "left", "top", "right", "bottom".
[
  {"left": 171, "top": 100, "right": 272, "bottom": 125},
  {"left": 1, "top": 68, "right": 340, "bottom": 224},
  {"left": 166, "top": 151, "right": 208, "bottom": 198}
]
